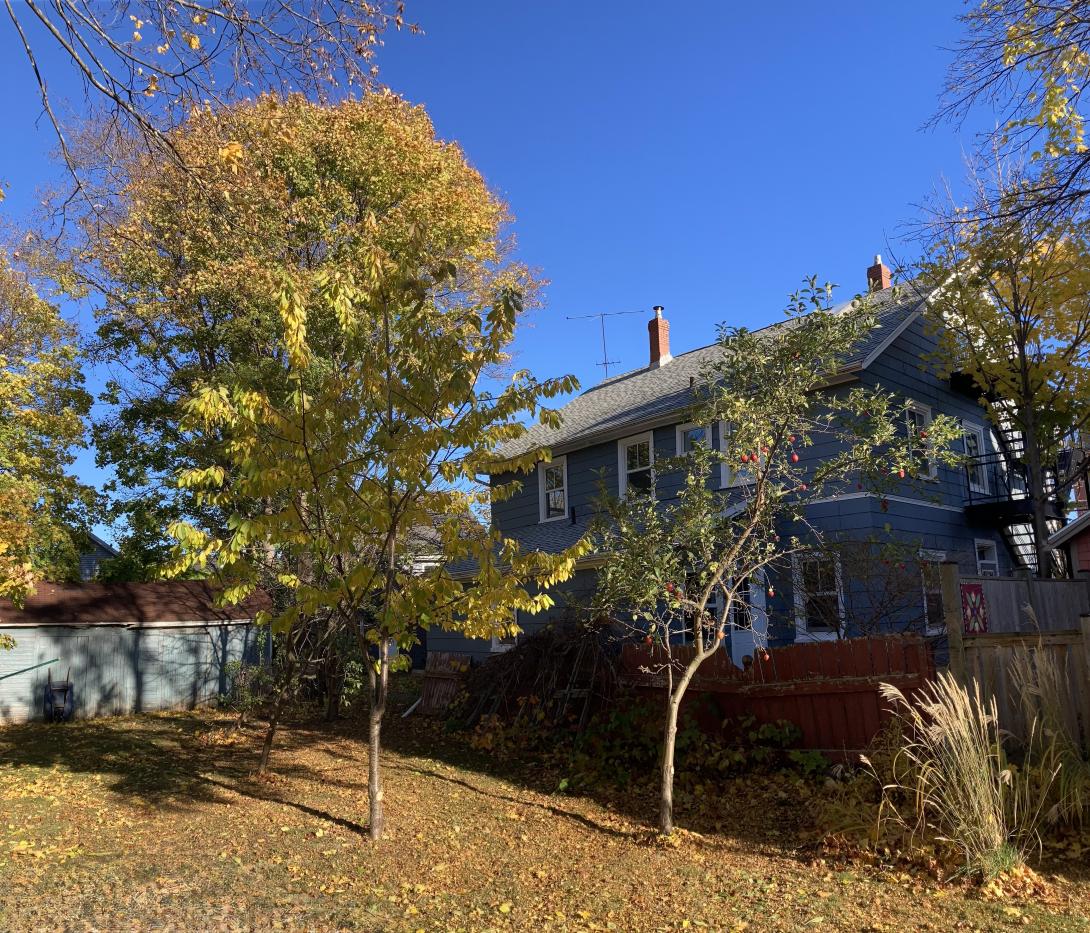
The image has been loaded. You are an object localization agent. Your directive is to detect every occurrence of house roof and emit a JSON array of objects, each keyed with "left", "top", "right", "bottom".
[
  {"left": 1048, "top": 511, "right": 1090, "bottom": 549},
  {"left": 496, "top": 284, "right": 929, "bottom": 462},
  {"left": 0, "top": 581, "right": 271, "bottom": 628}
]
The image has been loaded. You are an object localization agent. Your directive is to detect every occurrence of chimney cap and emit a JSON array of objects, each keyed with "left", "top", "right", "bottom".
[
  {"left": 873, "top": 253, "right": 883, "bottom": 266},
  {"left": 652, "top": 305, "right": 664, "bottom": 317}
]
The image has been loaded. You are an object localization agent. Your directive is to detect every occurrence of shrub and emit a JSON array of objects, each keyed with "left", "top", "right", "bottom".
[{"left": 875, "top": 672, "right": 1060, "bottom": 877}]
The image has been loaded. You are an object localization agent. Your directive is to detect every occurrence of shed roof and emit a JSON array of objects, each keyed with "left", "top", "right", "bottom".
[{"left": 0, "top": 581, "right": 271, "bottom": 628}]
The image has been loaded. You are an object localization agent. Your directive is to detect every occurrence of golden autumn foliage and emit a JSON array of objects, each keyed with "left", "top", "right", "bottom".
[
  {"left": 0, "top": 255, "right": 91, "bottom": 606},
  {"left": 102, "top": 93, "right": 590, "bottom": 838}
]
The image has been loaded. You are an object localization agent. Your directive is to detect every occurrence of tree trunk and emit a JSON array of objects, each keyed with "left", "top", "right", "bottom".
[
  {"left": 324, "top": 649, "right": 342, "bottom": 722},
  {"left": 367, "top": 638, "right": 390, "bottom": 841},
  {"left": 258, "top": 672, "right": 292, "bottom": 775},
  {"left": 659, "top": 691, "right": 682, "bottom": 835}
]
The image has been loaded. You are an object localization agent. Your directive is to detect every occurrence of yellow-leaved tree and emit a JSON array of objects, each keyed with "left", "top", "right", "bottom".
[
  {"left": 0, "top": 254, "right": 92, "bottom": 615},
  {"left": 922, "top": 192, "right": 1090, "bottom": 576},
  {"left": 156, "top": 94, "right": 589, "bottom": 841}
]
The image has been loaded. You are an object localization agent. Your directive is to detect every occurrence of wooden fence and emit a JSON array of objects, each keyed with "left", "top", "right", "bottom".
[
  {"left": 618, "top": 634, "right": 935, "bottom": 757},
  {"left": 941, "top": 563, "right": 1090, "bottom": 753}
]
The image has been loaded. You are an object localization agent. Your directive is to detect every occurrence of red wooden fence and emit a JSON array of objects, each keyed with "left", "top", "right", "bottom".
[{"left": 619, "top": 635, "right": 935, "bottom": 757}]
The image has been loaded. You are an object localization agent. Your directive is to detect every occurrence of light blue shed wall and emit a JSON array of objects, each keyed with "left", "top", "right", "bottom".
[{"left": 0, "top": 623, "right": 258, "bottom": 723}]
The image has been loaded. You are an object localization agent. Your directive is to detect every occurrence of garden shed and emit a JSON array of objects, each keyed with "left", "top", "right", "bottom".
[{"left": 0, "top": 581, "right": 268, "bottom": 723}]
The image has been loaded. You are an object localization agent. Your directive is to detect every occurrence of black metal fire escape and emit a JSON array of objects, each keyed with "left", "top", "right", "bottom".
[{"left": 960, "top": 398, "right": 1071, "bottom": 577}]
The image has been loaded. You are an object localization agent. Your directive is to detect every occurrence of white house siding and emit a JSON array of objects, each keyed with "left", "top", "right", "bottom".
[{"left": 0, "top": 623, "right": 257, "bottom": 723}]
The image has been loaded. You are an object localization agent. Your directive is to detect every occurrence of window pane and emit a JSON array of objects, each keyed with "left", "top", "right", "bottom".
[
  {"left": 627, "top": 467, "right": 653, "bottom": 490},
  {"left": 626, "top": 440, "right": 650, "bottom": 472},
  {"left": 544, "top": 464, "right": 564, "bottom": 491},
  {"left": 681, "top": 426, "right": 706, "bottom": 453},
  {"left": 806, "top": 594, "right": 839, "bottom": 631},
  {"left": 546, "top": 489, "right": 565, "bottom": 517}
]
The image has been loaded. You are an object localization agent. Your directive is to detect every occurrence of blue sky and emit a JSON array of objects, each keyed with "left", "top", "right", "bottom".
[{"left": 0, "top": 1, "right": 987, "bottom": 541}]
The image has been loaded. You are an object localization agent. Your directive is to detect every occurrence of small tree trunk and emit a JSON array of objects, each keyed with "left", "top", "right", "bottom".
[
  {"left": 659, "top": 692, "right": 682, "bottom": 835},
  {"left": 258, "top": 674, "right": 292, "bottom": 775},
  {"left": 325, "top": 649, "right": 343, "bottom": 722},
  {"left": 367, "top": 639, "right": 390, "bottom": 841}
]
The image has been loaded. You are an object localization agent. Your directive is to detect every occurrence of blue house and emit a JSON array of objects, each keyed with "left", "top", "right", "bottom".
[{"left": 431, "top": 257, "right": 1055, "bottom": 665}]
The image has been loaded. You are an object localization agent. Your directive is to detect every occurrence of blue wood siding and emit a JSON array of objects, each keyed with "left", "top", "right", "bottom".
[{"left": 0, "top": 623, "right": 259, "bottom": 722}]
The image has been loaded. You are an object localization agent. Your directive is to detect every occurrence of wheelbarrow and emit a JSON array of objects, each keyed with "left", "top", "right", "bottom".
[{"left": 44, "top": 667, "right": 74, "bottom": 722}]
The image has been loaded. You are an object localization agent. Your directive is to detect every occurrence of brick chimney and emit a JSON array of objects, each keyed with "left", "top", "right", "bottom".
[
  {"left": 648, "top": 305, "right": 672, "bottom": 368},
  {"left": 867, "top": 254, "right": 891, "bottom": 292}
]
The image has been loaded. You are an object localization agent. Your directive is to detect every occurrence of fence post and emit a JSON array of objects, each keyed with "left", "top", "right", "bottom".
[
  {"left": 942, "top": 561, "right": 966, "bottom": 682},
  {"left": 1080, "top": 615, "right": 1090, "bottom": 755}
]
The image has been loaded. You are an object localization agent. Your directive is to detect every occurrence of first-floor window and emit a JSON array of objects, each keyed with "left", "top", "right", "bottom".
[
  {"left": 919, "top": 549, "right": 946, "bottom": 632},
  {"left": 794, "top": 554, "right": 843, "bottom": 639},
  {"left": 539, "top": 456, "right": 568, "bottom": 521},
  {"left": 727, "top": 576, "right": 752, "bottom": 630},
  {"left": 619, "top": 433, "right": 654, "bottom": 495},
  {"left": 975, "top": 540, "right": 999, "bottom": 577}
]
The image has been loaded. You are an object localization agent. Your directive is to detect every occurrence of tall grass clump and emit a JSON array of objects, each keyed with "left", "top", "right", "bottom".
[
  {"left": 1009, "top": 642, "right": 1090, "bottom": 824},
  {"left": 874, "top": 672, "right": 1059, "bottom": 877}
]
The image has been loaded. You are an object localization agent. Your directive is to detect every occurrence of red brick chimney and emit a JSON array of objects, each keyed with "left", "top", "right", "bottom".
[
  {"left": 867, "top": 254, "right": 891, "bottom": 292},
  {"left": 648, "top": 305, "right": 672, "bottom": 368}
]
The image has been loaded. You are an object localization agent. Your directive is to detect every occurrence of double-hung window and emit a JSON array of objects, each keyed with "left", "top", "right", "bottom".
[
  {"left": 793, "top": 554, "right": 843, "bottom": 640},
  {"left": 906, "top": 402, "right": 937, "bottom": 480},
  {"left": 919, "top": 549, "right": 946, "bottom": 634},
  {"left": 963, "top": 423, "right": 988, "bottom": 494},
  {"left": 975, "top": 539, "right": 999, "bottom": 577},
  {"left": 618, "top": 433, "right": 654, "bottom": 496},
  {"left": 538, "top": 456, "right": 568, "bottom": 522}
]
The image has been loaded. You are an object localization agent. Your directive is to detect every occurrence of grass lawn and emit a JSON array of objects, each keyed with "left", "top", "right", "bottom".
[{"left": 1, "top": 693, "right": 1089, "bottom": 932}]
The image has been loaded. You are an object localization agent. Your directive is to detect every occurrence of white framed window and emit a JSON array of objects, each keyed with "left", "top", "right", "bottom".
[
  {"left": 963, "top": 423, "right": 988, "bottom": 494},
  {"left": 675, "top": 422, "right": 709, "bottom": 456},
  {"left": 538, "top": 456, "right": 568, "bottom": 523},
  {"left": 975, "top": 539, "right": 999, "bottom": 577},
  {"left": 618, "top": 432, "right": 654, "bottom": 496},
  {"left": 717, "top": 421, "right": 754, "bottom": 488},
  {"left": 919, "top": 549, "right": 946, "bottom": 634},
  {"left": 906, "top": 402, "right": 937, "bottom": 480},
  {"left": 793, "top": 553, "right": 844, "bottom": 641}
]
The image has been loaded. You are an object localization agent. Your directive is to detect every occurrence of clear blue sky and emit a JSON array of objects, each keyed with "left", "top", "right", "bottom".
[{"left": 0, "top": 1, "right": 986, "bottom": 540}]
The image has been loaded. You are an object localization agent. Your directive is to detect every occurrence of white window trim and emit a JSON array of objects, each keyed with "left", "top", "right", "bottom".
[
  {"left": 538, "top": 455, "right": 568, "bottom": 523},
  {"left": 919, "top": 548, "right": 946, "bottom": 635},
  {"left": 717, "top": 420, "right": 753, "bottom": 489},
  {"left": 906, "top": 401, "right": 937, "bottom": 480},
  {"left": 975, "top": 538, "right": 1000, "bottom": 577},
  {"left": 617, "top": 431, "right": 655, "bottom": 497},
  {"left": 792, "top": 553, "right": 844, "bottom": 642},
  {"left": 675, "top": 422, "right": 709, "bottom": 457},
  {"left": 491, "top": 634, "right": 517, "bottom": 653},
  {"left": 962, "top": 422, "right": 988, "bottom": 494}
]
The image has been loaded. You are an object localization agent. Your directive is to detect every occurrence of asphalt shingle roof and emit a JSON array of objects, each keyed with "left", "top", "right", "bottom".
[{"left": 497, "top": 286, "right": 928, "bottom": 461}]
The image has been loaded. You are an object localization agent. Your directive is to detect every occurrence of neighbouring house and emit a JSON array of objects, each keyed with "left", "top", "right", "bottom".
[
  {"left": 429, "top": 257, "right": 1077, "bottom": 666},
  {"left": 79, "top": 532, "right": 119, "bottom": 580},
  {"left": 0, "top": 581, "right": 269, "bottom": 722}
]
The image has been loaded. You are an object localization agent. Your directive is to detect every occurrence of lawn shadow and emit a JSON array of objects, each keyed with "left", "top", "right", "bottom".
[{"left": 0, "top": 711, "right": 335, "bottom": 815}]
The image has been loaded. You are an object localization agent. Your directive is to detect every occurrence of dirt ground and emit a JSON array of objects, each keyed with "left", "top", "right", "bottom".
[{"left": 1, "top": 699, "right": 1088, "bottom": 932}]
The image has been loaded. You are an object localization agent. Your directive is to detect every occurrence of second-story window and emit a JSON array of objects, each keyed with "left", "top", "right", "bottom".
[
  {"left": 675, "top": 422, "right": 708, "bottom": 455},
  {"left": 963, "top": 423, "right": 988, "bottom": 494},
  {"left": 538, "top": 456, "right": 567, "bottom": 522},
  {"left": 618, "top": 432, "right": 654, "bottom": 496},
  {"left": 906, "top": 402, "right": 937, "bottom": 480}
]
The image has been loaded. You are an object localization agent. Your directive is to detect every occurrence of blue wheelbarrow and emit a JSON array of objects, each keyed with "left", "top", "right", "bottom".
[{"left": 44, "top": 668, "right": 74, "bottom": 722}]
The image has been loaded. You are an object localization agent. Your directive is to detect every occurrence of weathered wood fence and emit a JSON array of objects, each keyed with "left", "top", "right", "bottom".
[
  {"left": 619, "top": 634, "right": 935, "bottom": 757},
  {"left": 941, "top": 563, "right": 1090, "bottom": 753}
]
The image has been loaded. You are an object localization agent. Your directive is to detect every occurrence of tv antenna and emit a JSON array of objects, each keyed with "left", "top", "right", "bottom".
[{"left": 565, "top": 309, "right": 644, "bottom": 378}]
